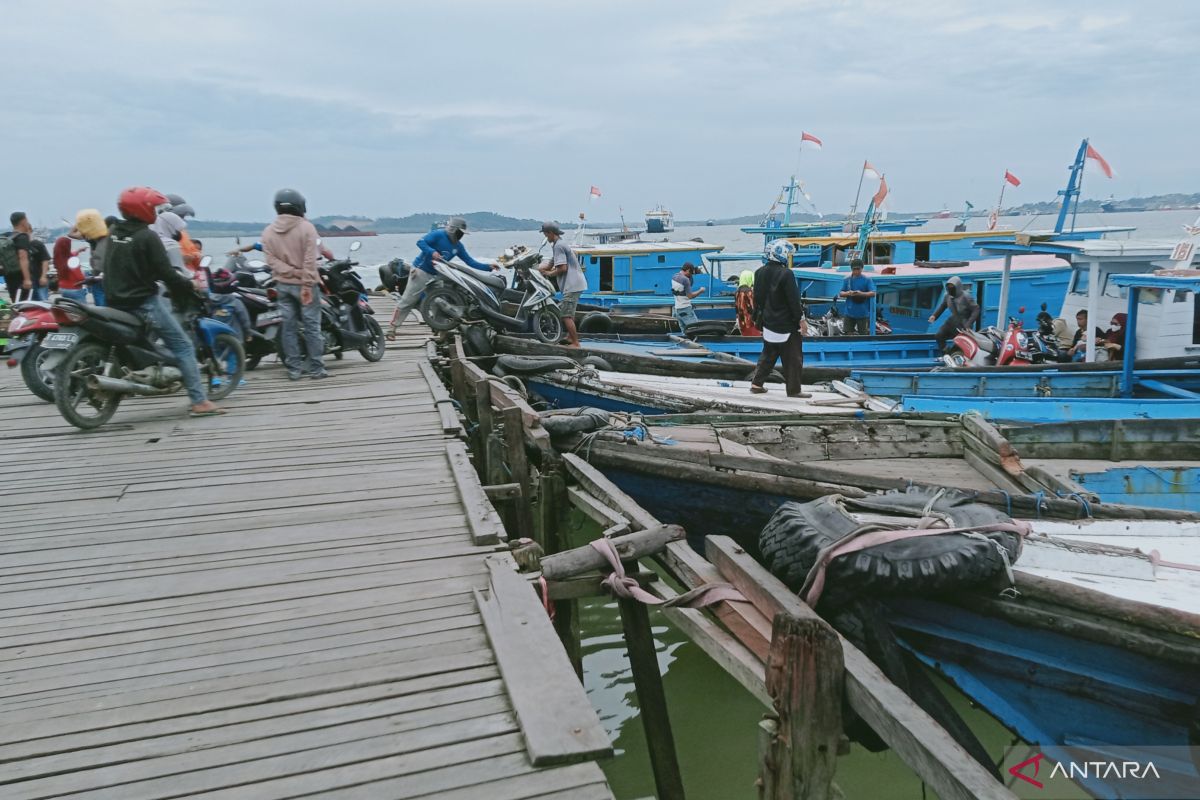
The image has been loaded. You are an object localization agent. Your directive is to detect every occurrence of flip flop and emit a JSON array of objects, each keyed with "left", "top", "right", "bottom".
[{"left": 188, "top": 408, "right": 227, "bottom": 418}]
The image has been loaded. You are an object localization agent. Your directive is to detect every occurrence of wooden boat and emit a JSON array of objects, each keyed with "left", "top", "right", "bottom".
[
  {"left": 892, "top": 395, "right": 1200, "bottom": 423},
  {"left": 851, "top": 367, "right": 1200, "bottom": 399},
  {"left": 493, "top": 334, "right": 762, "bottom": 382}
]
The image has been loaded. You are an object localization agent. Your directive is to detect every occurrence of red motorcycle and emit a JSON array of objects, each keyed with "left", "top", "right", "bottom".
[
  {"left": 4, "top": 300, "right": 60, "bottom": 401},
  {"left": 942, "top": 317, "right": 1037, "bottom": 368}
]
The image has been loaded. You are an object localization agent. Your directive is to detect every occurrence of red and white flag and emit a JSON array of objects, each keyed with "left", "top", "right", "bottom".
[
  {"left": 1085, "top": 144, "right": 1114, "bottom": 178},
  {"left": 801, "top": 131, "right": 822, "bottom": 149},
  {"left": 872, "top": 175, "right": 888, "bottom": 207},
  {"left": 589, "top": 185, "right": 602, "bottom": 198},
  {"left": 1004, "top": 170, "right": 1021, "bottom": 187},
  {"left": 862, "top": 160, "right": 881, "bottom": 179}
]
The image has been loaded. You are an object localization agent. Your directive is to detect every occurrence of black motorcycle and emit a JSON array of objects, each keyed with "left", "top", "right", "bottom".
[{"left": 316, "top": 241, "right": 386, "bottom": 362}]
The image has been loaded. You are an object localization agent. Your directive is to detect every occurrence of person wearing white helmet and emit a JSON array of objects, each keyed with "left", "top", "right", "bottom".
[{"left": 750, "top": 240, "right": 810, "bottom": 398}]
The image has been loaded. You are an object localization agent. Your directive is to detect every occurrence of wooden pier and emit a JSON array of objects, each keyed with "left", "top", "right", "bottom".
[{"left": 0, "top": 320, "right": 614, "bottom": 799}]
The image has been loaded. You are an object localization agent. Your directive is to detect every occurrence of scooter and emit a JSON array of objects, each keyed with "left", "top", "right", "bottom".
[
  {"left": 4, "top": 298, "right": 59, "bottom": 401},
  {"left": 45, "top": 257, "right": 245, "bottom": 430},
  {"left": 419, "top": 247, "right": 564, "bottom": 343},
  {"left": 943, "top": 318, "right": 1038, "bottom": 368},
  {"left": 316, "top": 241, "right": 386, "bottom": 362}
]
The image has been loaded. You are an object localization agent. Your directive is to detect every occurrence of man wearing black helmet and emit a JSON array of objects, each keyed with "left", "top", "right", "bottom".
[
  {"left": 390, "top": 216, "right": 499, "bottom": 336},
  {"left": 261, "top": 188, "right": 326, "bottom": 380}
]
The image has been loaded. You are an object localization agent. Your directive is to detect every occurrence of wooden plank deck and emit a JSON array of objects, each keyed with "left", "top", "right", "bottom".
[{"left": 0, "top": 315, "right": 614, "bottom": 799}]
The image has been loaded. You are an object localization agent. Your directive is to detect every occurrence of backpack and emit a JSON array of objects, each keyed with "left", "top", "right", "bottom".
[{"left": 0, "top": 233, "right": 19, "bottom": 276}]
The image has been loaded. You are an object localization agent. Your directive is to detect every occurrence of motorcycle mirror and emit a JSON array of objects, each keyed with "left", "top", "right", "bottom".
[
  {"left": 350, "top": 241, "right": 362, "bottom": 252},
  {"left": 199, "top": 255, "right": 213, "bottom": 268},
  {"left": 67, "top": 256, "right": 81, "bottom": 268}
]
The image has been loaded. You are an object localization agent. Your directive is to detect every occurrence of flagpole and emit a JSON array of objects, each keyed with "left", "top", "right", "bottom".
[
  {"left": 848, "top": 161, "right": 867, "bottom": 224},
  {"left": 1071, "top": 168, "right": 1084, "bottom": 234},
  {"left": 996, "top": 178, "right": 1008, "bottom": 224}
]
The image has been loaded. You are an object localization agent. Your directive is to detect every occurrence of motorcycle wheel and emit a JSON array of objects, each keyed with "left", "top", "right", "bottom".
[
  {"left": 532, "top": 308, "right": 565, "bottom": 344},
  {"left": 20, "top": 341, "right": 55, "bottom": 403},
  {"left": 246, "top": 354, "right": 262, "bottom": 371},
  {"left": 53, "top": 342, "right": 122, "bottom": 431},
  {"left": 204, "top": 333, "right": 246, "bottom": 401},
  {"left": 419, "top": 287, "right": 467, "bottom": 332},
  {"left": 358, "top": 316, "right": 386, "bottom": 362}
]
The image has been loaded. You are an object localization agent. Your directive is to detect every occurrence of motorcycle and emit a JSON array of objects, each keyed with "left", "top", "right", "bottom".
[
  {"left": 418, "top": 246, "right": 564, "bottom": 343},
  {"left": 315, "top": 241, "right": 386, "bottom": 362},
  {"left": 5, "top": 297, "right": 60, "bottom": 401},
  {"left": 943, "top": 317, "right": 1045, "bottom": 368},
  {"left": 209, "top": 279, "right": 283, "bottom": 371}
]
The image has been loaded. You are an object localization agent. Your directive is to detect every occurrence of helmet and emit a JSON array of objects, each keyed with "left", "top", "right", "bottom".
[
  {"left": 765, "top": 239, "right": 795, "bottom": 265},
  {"left": 117, "top": 186, "right": 169, "bottom": 224},
  {"left": 210, "top": 267, "right": 237, "bottom": 294},
  {"left": 74, "top": 208, "right": 108, "bottom": 240},
  {"left": 165, "top": 193, "right": 187, "bottom": 208},
  {"left": 446, "top": 216, "right": 468, "bottom": 237},
  {"left": 171, "top": 203, "right": 196, "bottom": 219},
  {"left": 273, "top": 188, "right": 306, "bottom": 216}
]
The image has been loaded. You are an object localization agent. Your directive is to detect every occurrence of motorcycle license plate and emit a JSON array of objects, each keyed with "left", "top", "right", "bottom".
[{"left": 42, "top": 332, "right": 79, "bottom": 350}]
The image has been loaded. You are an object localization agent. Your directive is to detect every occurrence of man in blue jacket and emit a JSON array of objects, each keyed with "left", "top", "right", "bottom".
[{"left": 389, "top": 217, "right": 498, "bottom": 335}]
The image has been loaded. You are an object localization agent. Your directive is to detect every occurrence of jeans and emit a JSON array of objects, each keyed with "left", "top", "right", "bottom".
[
  {"left": 674, "top": 305, "right": 700, "bottom": 329},
  {"left": 752, "top": 332, "right": 805, "bottom": 395},
  {"left": 209, "top": 293, "right": 252, "bottom": 340},
  {"left": 91, "top": 283, "right": 106, "bottom": 306},
  {"left": 135, "top": 295, "right": 207, "bottom": 404},
  {"left": 392, "top": 268, "right": 432, "bottom": 329},
  {"left": 60, "top": 288, "right": 88, "bottom": 303},
  {"left": 32, "top": 286, "right": 49, "bottom": 302},
  {"left": 843, "top": 315, "right": 869, "bottom": 335},
  {"left": 277, "top": 283, "right": 324, "bottom": 374}
]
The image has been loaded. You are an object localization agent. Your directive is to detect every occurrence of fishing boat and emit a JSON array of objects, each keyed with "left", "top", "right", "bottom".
[
  {"left": 572, "top": 240, "right": 734, "bottom": 319},
  {"left": 1100, "top": 195, "right": 1147, "bottom": 213},
  {"left": 848, "top": 367, "right": 1200, "bottom": 399},
  {"left": 740, "top": 176, "right": 926, "bottom": 242},
  {"left": 645, "top": 206, "right": 674, "bottom": 233}
]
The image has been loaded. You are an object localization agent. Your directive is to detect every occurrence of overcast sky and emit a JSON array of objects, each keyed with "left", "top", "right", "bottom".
[{"left": 6, "top": 1, "right": 1197, "bottom": 224}]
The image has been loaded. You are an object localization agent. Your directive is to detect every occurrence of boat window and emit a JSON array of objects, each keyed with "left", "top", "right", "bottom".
[
  {"left": 898, "top": 288, "right": 917, "bottom": 307},
  {"left": 1173, "top": 289, "right": 1191, "bottom": 303},
  {"left": 657, "top": 255, "right": 666, "bottom": 263},
  {"left": 590, "top": 256, "right": 598, "bottom": 265},
  {"left": 1138, "top": 287, "right": 1163, "bottom": 304},
  {"left": 871, "top": 243, "right": 893, "bottom": 265},
  {"left": 599, "top": 256, "right": 613, "bottom": 291},
  {"left": 917, "top": 286, "right": 939, "bottom": 309},
  {"left": 1070, "top": 269, "right": 1090, "bottom": 295},
  {"left": 880, "top": 291, "right": 899, "bottom": 306},
  {"left": 1101, "top": 274, "right": 1127, "bottom": 299},
  {"left": 914, "top": 241, "right": 931, "bottom": 262}
]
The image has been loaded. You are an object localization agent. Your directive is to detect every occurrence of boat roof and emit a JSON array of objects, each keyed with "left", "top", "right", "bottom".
[
  {"left": 978, "top": 237, "right": 1185, "bottom": 260},
  {"left": 792, "top": 253, "right": 1067, "bottom": 278},
  {"left": 1111, "top": 270, "right": 1200, "bottom": 291},
  {"left": 572, "top": 241, "right": 724, "bottom": 256},
  {"left": 782, "top": 226, "right": 1132, "bottom": 247}
]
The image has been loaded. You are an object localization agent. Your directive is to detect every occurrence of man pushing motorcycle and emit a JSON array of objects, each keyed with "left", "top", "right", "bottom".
[{"left": 105, "top": 186, "right": 224, "bottom": 417}]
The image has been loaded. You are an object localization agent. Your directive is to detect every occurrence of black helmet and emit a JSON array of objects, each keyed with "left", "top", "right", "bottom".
[{"left": 274, "top": 188, "right": 307, "bottom": 216}]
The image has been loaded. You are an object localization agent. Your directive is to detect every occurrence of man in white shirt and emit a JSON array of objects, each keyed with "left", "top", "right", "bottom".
[{"left": 538, "top": 221, "right": 585, "bottom": 347}]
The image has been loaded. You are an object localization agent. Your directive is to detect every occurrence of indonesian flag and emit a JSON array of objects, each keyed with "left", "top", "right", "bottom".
[
  {"left": 589, "top": 185, "right": 602, "bottom": 198},
  {"left": 801, "top": 131, "right": 822, "bottom": 149},
  {"left": 872, "top": 175, "right": 888, "bottom": 207},
  {"left": 862, "top": 160, "right": 881, "bottom": 179},
  {"left": 1004, "top": 170, "right": 1021, "bottom": 187},
  {"left": 1085, "top": 144, "right": 1114, "bottom": 178}
]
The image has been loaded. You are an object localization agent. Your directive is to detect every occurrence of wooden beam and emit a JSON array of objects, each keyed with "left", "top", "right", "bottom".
[
  {"left": 561, "top": 452, "right": 662, "bottom": 531},
  {"left": 445, "top": 440, "right": 507, "bottom": 546},
  {"left": 566, "top": 487, "right": 632, "bottom": 537},
  {"left": 476, "top": 557, "right": 612, "bottom": 765},
  {"left": 501, "top": 407, "right": 536, "bottom": 539},
  {"left": 538, "top": 525, "right": 685, "bottom": 581},
  {"left": 482, "top": 483, "right": 523, "bottom": 501},
  {"left": 418, "top": 360, "right": 463, "bottom": 436},
  {"left": 705, "top": 537, "right": 1016, "bottom": 800}
]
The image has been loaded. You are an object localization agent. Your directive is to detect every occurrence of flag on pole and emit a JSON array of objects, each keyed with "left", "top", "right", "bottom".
[
  {"left": 862, "top": 161, "right": 881, "bottom": 179},
  {"left": 872, "top": 175, "right": 888, "bottom": 207},
  {"left": 1085, "top": 145, "right": 1114, "bottom": 178},
  {"left": 589, "top": 185, "right": 602, "bottom": 198},
  {"left": 800, "top": 131, "right": 823, "bottom": 149},
  {"left": 1004, "top": 170, "right": 1021, "bottom": 187}
]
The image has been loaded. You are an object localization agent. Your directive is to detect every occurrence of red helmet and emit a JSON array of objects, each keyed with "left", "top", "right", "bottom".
[{"left": 117, "top": 186, "right": 169, "bottom": 224}]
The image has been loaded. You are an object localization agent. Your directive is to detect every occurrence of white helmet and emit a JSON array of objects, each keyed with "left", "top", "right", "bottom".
[{"left": 765, "top": 239, "right": 795, "bottom": 265}]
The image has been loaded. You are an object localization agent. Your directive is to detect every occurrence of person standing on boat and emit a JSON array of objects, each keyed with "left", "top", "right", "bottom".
[
  {"left": 838, "top": 258, "right": 876, "bottom": 335},
  {"left": 537, "top": 222, "right": 584, "bottom": 347},
  {"left": 750, "top": 241, "right": 810, "bottom": 398},
  {"left": 928, "top": 276, "right": 979, "bottom": 353},
  {"left": 389, "top": 216, "right": 499, "bottom": 337},
  {"left": 735, "top": 270, "right": 761, "bottom": 336},
  {"left": 671, "top": 262, "right": 706, "bottom": 330}
]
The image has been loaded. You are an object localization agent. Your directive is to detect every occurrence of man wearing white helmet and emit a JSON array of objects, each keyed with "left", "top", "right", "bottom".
[{"left": 750, "top": 240, "right": 810, "bottom": 398}]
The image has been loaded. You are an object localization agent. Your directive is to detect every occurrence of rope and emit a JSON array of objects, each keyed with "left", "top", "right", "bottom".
[
  {"left": 1031, "top": 490, "right": 1046, "bottom": 519},
  {"left": 537, "top": 576, "right": 555, "bottom": 621},
  {"left": 997, "top": 490, "right": 1013, "bottom": 517},
  {"left": 1065, "top": 492, "right": 1092, "bottom": 518},
  {"left": 1147, "top": 550, "right": 1200, "bottom": 573},
  {"left": 586, "top": 537, "right": 748, "bottom": 607}
]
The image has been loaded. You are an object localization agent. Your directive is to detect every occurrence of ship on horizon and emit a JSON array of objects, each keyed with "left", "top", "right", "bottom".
[{"left": 645, "top": 205, "right": 674, "bottom": 233}]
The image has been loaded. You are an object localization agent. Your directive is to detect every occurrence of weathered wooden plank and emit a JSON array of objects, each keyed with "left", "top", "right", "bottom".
[
  {"left": 561, "top": 452, "right": 661, "bottom": 531},
  {"left": 447, "top": 439, "right": 508, "bottom": 545},
  {"left": 476, "top": 557, "right": 612, "bottom": 765},
  {"left": 566, "top": 486, "right": 632, "bottom": 535}
]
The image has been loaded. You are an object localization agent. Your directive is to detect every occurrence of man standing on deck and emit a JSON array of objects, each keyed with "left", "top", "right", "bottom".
[
  {"left": 537, "top": 221, "right": 585, "bottom": 347},
  {"left": 750, "top": 241, "right": 810, "bottom": 398},
  {"left": 838, "top": 258, "right": 876, "bottom": 335},
  {"left": 388, "top": 216, "right": 499, "bottom": 337},
  {"left": 4, "top": 212, "right": 44, "bottom": 301},
  {"left": 928, "top": 275, "right": 980, "bottom": 353},
  {"left": 262, "top": 188, "right": 327, "bottom": 381},
  {"left": 670, "top": 261, "right": 705, "bottom": 330}
]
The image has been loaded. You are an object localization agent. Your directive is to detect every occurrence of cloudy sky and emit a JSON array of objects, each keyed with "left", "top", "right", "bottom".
[{"left": 6, "top": 0, "right": 1197, "bottom": 224}]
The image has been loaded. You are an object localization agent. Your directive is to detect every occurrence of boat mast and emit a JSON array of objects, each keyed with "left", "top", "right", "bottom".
[
  {"left": 847, "top": 161, "right": 868, "bottom": 225},
  {"left": 1055, "top": 139, "right": 1089, "bottom": 234}
]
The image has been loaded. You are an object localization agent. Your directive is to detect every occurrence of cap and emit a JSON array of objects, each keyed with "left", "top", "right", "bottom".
[{"left": 540, "top": 221, "right": 564, "bottom": 236}]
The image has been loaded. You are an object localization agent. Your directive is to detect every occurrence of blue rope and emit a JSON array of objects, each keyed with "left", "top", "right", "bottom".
[
  {"left": 1031, "top": 490, "right": 1045, "bottom": 519},
  {"left": 997, "top": 489, "right": 1012, "bottom": 517},
  {"left": 1067, "top": 492, "right": 1093, "bottom": 518}
]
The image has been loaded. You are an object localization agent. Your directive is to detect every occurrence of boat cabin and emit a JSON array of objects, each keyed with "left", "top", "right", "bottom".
[{"left": 573, "top": 240, "right": 725, "bottom": 296}]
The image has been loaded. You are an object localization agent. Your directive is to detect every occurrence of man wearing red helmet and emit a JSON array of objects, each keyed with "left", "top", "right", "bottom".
[{"left": 104, "top": 186, "right": 223, "bottom": 416}]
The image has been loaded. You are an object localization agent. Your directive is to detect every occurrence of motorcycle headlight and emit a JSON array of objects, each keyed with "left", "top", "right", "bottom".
[{"left": 10, "top": 316, "right": 27, "bottom": 332}]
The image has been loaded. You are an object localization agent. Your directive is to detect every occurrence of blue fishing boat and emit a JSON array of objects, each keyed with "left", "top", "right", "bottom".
[
  {"left": 896, "top": 395, "right": 1200, "bottom": 423},
  {"left": 740, "top": 176, "right": 926, "bottom": 242},
  {"left": 572, "top": 240, "right": 734, "bottom": 319},
  {"left": 850, "top": 368, "right": 1200, "bottom": 399}
]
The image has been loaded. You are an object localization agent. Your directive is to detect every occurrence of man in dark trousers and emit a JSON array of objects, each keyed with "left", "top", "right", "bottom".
[
  {"left": 928, "top": 275, "right": 980, "bottom": 352},
  {"left": 750, "top": 240, "right": 810, "bottom": 398}
]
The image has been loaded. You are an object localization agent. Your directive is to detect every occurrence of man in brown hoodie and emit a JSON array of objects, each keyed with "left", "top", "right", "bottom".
[{"left": 261, "top": 188, "right": 327, "bottom": 379}]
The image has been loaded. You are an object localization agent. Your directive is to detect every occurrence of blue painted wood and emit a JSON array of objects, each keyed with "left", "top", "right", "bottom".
[
  {"left": 898, "top": 396, "right": 1200, "bottom": 423},
  {"left": 1069, "top": 466, "right": 1200, "bottom": 512},
  {"left": 856, "top": 369, "right": 1200, "bottom": 399},
  {"left": 522, "top": 379, "right": 677, "bottom": 416}
]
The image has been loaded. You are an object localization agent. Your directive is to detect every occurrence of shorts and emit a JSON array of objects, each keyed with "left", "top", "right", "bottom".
[{"left": 560, "top": 291, "right": 582, "bottom": 317}]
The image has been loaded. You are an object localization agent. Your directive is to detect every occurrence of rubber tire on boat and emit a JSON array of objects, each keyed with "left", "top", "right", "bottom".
[
  {"left": 539, "top": 408, "right": 611, "bottom": 436},
  {"left": 683, "top": 320, "right": 732, "bottom": 339},
  {"left": 461, "top": 325, "right": 495, "bottom": 359},
  {"left": 578, "top": 311, "right": 614, "bottom": 334},
  {"left": 581, "top": 355, "right": 613, "bottom": 372},
  {"left": 492, "top": 354, "right": 578, "bottom": 376},
  {"left": 758, "top": 488, "right": 1021, "bottom": 608}
]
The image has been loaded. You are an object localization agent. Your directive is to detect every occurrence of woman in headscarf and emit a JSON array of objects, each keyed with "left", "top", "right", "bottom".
[
  {"left": 53, "top": 236, "right": 88, "bottom": 302},
  {"left": 1099, "top": 312, "right": 1128, "bottom": 361},
  {"left": 735, "top": 269, "right": 761, "bottom": 336}
]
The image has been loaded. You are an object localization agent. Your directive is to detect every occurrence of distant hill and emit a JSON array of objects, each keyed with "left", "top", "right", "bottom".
[{"left": 1004, "top": 192, "right": 1200, "bottom": 215}]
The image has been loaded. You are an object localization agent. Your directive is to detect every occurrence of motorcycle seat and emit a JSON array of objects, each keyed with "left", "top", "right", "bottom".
[
  {"left": 968, "top": 329, "right": 997, "bottom": 353},
  {"left": 451, "top": 262, "right": 507, "bottom": 292},
  {"left": 84, "top": 305, "right": 145, "bottom": 328}
]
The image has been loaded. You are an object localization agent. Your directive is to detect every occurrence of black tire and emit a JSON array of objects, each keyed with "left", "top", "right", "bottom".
[
  {"left": 246, "top": 353, "right": 262, "bottom": 371},
  {"left": 204, "top": 333, "right": 245, "bottom": 401},
  {"left": 683, "top": 319, "right": 733, "bottom": 339},
  {"left": 494, "top": 354, "right": 578, "bottom": 375},
  {"left": 20, "top": 341, "right": 55, "bottom": 402},
  {"left": 533, "top": 308, "right": 565, "bottom": 343},
  {"left": 53, "top": 342, "right": 123, "bottom": 430},
  {"left": 578, "top": 311, "right": 614, "bottom": 334},
  {"left": 581, "top": 355, "right": 613, "bottom": 372},
  {"left": 420, "top": 286, "right": 468, "bottom": 332},
  {"left": 462, "top": 325, "right": 495, "bottom": 358},
  {"left": 358, "top": 316, "right": 386, "bottom": 362},
  {"left": 758, "top": 489, "right": 1021, "bottom": 608}
]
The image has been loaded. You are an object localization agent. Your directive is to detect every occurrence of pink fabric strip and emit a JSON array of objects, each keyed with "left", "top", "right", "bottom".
[
  {"left": 1148, "top": 550, "right": 1200, "bottom": 573},
  {"left": 586, "top": 537, "right": 748, "bottom": 608}
]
